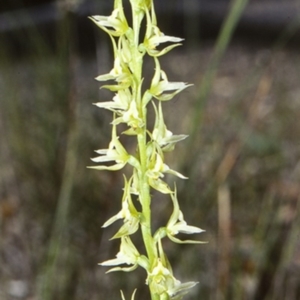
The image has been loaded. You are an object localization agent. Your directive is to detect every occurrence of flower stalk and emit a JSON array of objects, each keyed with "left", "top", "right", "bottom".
[{"left": 89, "top": 1, "right": 205, "bottom": 299}]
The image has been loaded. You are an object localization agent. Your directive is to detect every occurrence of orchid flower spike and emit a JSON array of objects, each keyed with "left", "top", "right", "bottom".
[{"left": 89, "top": 0, "right": 205, "bottom": 298}]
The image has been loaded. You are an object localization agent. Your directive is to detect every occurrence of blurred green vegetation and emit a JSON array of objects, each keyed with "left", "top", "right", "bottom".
[{"left": 1, "top": 0, "right": 300, "bottom": 299}]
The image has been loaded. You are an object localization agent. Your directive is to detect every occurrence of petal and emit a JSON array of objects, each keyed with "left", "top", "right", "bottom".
[
  {"left": 94, "top": 101, "right": 124, "bottom": 110},
  {"left": 172, "top": 222, "right": 204, "bottom": 235},
  {"left": 168, "top": 281, "right": 198, "bottom": 299},
  {"left": 149, "top": 34, "right": 183, "bottom": 46},
  {"left": 131, "top": 289, "right": 137, "bottom": 300},
  {"left": 164, "top": 134, "right": 188, "bottom": 144},
  {"left": 154, "top": 84, "right": 192, "bottom": 101},
  {"left": 101, "top": 83, "right": 130, "bottom": 91},
  {"left": 111, "top": 218, "right": 139, "bottom": 239},
  {"left": 147, "top": 43, "right": 182, "bottom": 57},
  {"left": 102, "top": 212, "right": 123, "bottom": 227},
  {"left": 100, "top": 236, "right": 139, "bottom": 269},
  {"left": 164, "top": 167, "right": 188, "bottom": 179},
  {"left": 148, "top": 178, "right": 172, "bottom": 194},
  {"left": 150, "top": 57, "right": 161, "bottom": 89},
  {"left": 157, "top": 79, "right": 189, "bottom": 92},
  {"left": 95, "top": 73, "right": 116, "bottom": 82},
  {"left": 100, "top": 256, "right": 127, "bottom": 267},
  {"left": 167, "top": 188, "right": 180, "bottom": 227},
  {"left": 90, "top": 154, "right": 121, "bottom": 162},
  {"left": 87, "top": 163, "right": 126, "bottom": 171},
  {"left": 106, "top": 264, "right": 138, "bottom": 273},
  {"left": 167, "top": 234, "right": 206, "bottom": 245},
  {"left": 161, "top": 134, "right": 189, "bottom": 152},
  {"left": 89, "top": 7, "right": 128, "bottom": 37},
  {"left": 121, "top": 291, "right": 126, "bottom": 300}
]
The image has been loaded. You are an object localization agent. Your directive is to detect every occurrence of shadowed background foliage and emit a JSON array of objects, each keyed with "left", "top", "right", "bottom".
[{"left": 1, "top": 0, "right": 300, "bottom": 299}]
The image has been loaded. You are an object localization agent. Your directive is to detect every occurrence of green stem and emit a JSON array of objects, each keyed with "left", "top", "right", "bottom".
[
  {"left": 131, "top": 3, "right": 156, "bottom": 267},
  {"left": 137, "top": 132, "right": 156, "bottom": 264},
  {"left": 131, "top": 4, "right": 158, "bottom": 299}
]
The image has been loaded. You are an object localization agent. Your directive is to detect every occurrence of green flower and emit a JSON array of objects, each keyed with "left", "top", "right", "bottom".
[
  {"left": 89, "top": 1, "right": 128, "bottom": 37},
  {"left": 147, "top": 148, "right": 187, "bottom": 179},
  {"left": 95, "top": 89, "right": 143, "bottom": 129},
  {"left": 89, "top": 123, "right": 129, "bottom": 171},
  {"left": 100, "top": 236, "right": 141, "bottom": 273},
  {"left": 102, "top": 176, "right": 140, "bottom": 239},
  {"left": 167, "top": 189, "right": 205, "bottom": 244},
  {"left": 146, "top": 148, "right": 187, "bottom": 194},
  {"left": 147, "top": 258, "right": 174, "bottom": 296},
  {"left": 168, "top": 281, "right": 199, "bottom": 300},
  {"left": 149, "top": 58, "right": 192, "bottom": 101},
  {"left": 95, "top": 55, "right": 132, "bottom": 90},
  {"left": 152, "top": 101, "right": 188, "bottom": 151},
  {"left": 112, "top": 99, "right": 144, "bottom": 129},
  {"left": 142, "top": 5, "right": 183, "bottom": 57},
  {"left": 147, "top": 240, "right": 198, "bottom": 299},
  {"left": 148, "top": 260, "right": 198, "bottom": 299},
  {"left": 94, "top": 89, "right": 131, "bottom": 112}
]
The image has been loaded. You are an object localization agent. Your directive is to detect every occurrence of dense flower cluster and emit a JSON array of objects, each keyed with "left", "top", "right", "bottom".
[{"left": 89, "top": 0, "right": 205, "bottom": 299}]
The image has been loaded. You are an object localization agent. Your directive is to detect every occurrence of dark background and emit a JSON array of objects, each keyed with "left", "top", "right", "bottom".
[{"left": 1, "top": 0, "right": 300, "bottom": 299}]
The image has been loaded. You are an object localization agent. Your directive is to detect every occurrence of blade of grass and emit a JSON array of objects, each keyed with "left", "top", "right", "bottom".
[
  {"left": 188, "top": 0, "right": 249, "bottom": 146},
  {"left": 178, "top": 0, "right": 249, "bottom": 206},
  {"left": 37, "top": 9, "right": 79, "bottom": 300}
]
